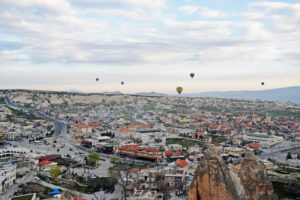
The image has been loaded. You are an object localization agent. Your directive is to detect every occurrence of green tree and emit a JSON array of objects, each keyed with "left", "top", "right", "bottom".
[
  {"left": 50, "top": 166, "right": 61, "bottom": 180},
  {"left": 87, "top": 152, "right": 100, "bottom": 166},
  {"left": 110, "top": 156, "right": 119, "bottom": 165}
]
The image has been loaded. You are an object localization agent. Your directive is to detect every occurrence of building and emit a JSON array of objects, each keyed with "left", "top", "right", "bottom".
[
  {"left": 118, "top": 145, "right": 162, "bottom": 162},
  {"left": 164, "top": 150, "right": 185, "bottom": 162},
  {"left": 0, "top": 164, "right": 16, "bottom": 193},
  {"left": 38, "top": 160, "right": 57, "bottom": 172},
  {"left": 0, "top": 148, "right": 30, "bottom": 159},
  {"left": 96, "top": 142, "right": 118, "bottom": 154},
  {"left": 243, "top": 133, "right": 283, "bottom": 148},
  {"left": 224, "top": 147, "right": 244, "bottom": 157},
  {"left": 1, "top": 131, "right": 21, "bottom": 141},
  {"left": 131, "top": 190, "right": 163, "bottom": 200}
]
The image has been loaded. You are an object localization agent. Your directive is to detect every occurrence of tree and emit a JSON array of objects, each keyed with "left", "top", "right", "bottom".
[
  {"left": 50, "top": 166, "right": 61, "bottom": 180},
  {"left": 87, "top": 152, "right": 100, "bottom": 166},
  {"left": 109, "top": 163, "right": 133, "bottom": 200},
  {"left": 286, "top": 152, "right": 292, "bottom": 160},
  {"left": 110, "top": 156, "right": 119, "bottom": 165}
]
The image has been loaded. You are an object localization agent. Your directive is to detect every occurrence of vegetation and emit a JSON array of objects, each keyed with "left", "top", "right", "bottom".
[
  {"left": 274, "top": 166, "right": 300, "bottom": 174},
  {"left": 11, "top": 195, "right": 34, "bottom": 200},
  {"left": 110, "top": 156, "right": 119, "bottom": 165},
  {"left": 87, "top": 152, "right": 100, "bottom": 166},
  {"left": 56, "top": 158, "right": 76, "bottom": 167},
  {"left": 0, "top": 97, "right": 5, "bottom": 104},
  {"left": 166, "top": 138, "right": 198, "bottom": 147},
  {"left": 272, "top": 181, "right": 299, "bottom": 199},
  {"left": 212, "top": 136, "right": 227, "bottom": 143},
  {"left": 50, "top": 166, "right": 61, "bottom": 180},
  {"left": 269, "top": 110, "right": 300, "bottom": 119}
]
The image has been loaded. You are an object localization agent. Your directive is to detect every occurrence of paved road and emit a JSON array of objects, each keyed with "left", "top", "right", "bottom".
[
  {"left": 54, "top": 120, "right": 67, "bottom": 137},
  {"left": 4, "top": 96, "right": 67, "bottom": 139}
]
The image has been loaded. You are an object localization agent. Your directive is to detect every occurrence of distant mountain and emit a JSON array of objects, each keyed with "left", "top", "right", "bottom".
[
  {"left": 100, "top": 91, "right": 123, "bottom": 95},
  {"left": 135, "top": 91, "right": 167, "bottom": 97},
  {"left": 185, "top": 86, "right": 300, "bottom": 103},
  {"left": 67, "top": 89, "right": 86, "bottom": 94}
]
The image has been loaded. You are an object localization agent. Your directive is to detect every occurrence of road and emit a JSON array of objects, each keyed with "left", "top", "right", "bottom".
[
  {"left": 54, "top": 120, "right": 67, "bottom": 137},
  {"left": 4, "top": 96, "right": 67, "bottom": 138}
]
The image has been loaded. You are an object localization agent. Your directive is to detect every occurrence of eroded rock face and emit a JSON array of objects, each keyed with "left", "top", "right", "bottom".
[
  {"left": 239, "top": 152, "right": 278, "bottom": 200},
  {"left": 186, "top": 148, "right": 278, "bottom": 200},
  {"left": 186, "top": 147, "right": 240, "bottom": 200}
]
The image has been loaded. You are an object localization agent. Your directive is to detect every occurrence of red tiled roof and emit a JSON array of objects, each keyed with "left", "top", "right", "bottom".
[
  {"left": 248, "top": 143, "right": 262, "bottom": 149},
  {"left": 211, "top": 142, "right": 222, "bottom": 146},
  {"left": 38, "top": 160, "right": 54, "bottom": 166},
  {"left": 39, "top": 154, "right": 60, "bottom": 161},
  {"left": 73, "top": 124, "right": 90, "bottom": 128},
  {"left": 119, "top": 145, "right": 141, "bottom": 152},
  {"left": 144, "top": 148, "right": 159, "bottom": 152},
  {"left": 175, "top": 159, "right": 188, "bottom": 168},
  {"left": 118, "top": 127, "right": 134, "bottom": 133},
  {"left": 74, "top": 198, "right": 87, "bottom": 200},
  {"left": 119, "top": 145, "right": 159, "bottom": 152},
  {"left": 90, "top": 123, "right": 101, "bottom": 127},
  {"left": 164, "top": 150, "right": 182, "bottom": 156}
]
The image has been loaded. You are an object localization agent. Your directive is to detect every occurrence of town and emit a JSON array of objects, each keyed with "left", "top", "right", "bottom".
[{"left": 0, "top": 90, "right": 299, "bottom": 200}]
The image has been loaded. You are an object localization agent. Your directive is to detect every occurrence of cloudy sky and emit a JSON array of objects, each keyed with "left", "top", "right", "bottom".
[{"left": 0, "top": 0, "right": 300, "bottom": 94}]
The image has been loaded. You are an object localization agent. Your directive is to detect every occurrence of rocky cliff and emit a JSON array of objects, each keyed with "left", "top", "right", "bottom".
[{"left": 186, "top": 148, "right": 278, "bottom": 200}]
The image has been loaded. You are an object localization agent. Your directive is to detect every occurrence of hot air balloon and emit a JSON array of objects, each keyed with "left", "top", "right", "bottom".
[
  {"left": 190, "top": 73, "right": 195, "bottom": 78},
  {"left": 96, "top": 78, "right": 99, "bottom": 82},
  {"left": 121, "top": 81, "right": 124, "bottom": 85},
  {"left": 261, "top": 82, "right": 264, "bottom": 86},
  {"left": 176, "top": 87, "right": 183, "bottom": 94}
]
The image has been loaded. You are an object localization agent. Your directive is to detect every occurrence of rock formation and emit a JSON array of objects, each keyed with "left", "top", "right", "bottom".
[{"left": 186, "top": 147, "right": 278, "bottom": 200}]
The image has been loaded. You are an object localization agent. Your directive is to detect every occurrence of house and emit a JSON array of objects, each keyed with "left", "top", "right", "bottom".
[
  {"left": 39, "top": 154, "right": 61, "bottom": 162},
  {"left": 248, "top": 143, "right": 262, "bottom": 150},
  {"left": 224, "top": 147, "right": 244, "bottom": 157},
  {"left": 118, "top": 145, "right": 162, "bottom": 162},
  {"left": 38, "top": 160, "right": 57, "bottom": 172},
  {"left": 0, "top": 164, "right": 16, "bottom": 193},
  {"left": 131, "top": 189, "right": 162, "bottom": 200},
  {"left": 175, "top": 159, "right": 188, "bottom": 168},
  {"left": 164, "top": 150, "right": 185, "bottom": 162},
  {"left": 96, "top": 142, "right": 118, "bottom": 154},
  {"left": 243, "top": 133, "right": 283, "bottom": 148}
]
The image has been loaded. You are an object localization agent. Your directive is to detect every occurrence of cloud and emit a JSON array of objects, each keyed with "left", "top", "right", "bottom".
[
  {"left": 0, "top": 0, "right": 299, "bottom": 67},
  {"left": 0, "top": 0, "right": 75, "bottom": 16},
  {"left": 178, "top": 5, "right": 199, "bottom": 15},
  {"left": 71, "top": 0, "right": 166, "bottom": 9},
  {"left": 199, "top": 8, "right": 229, "bottom": 18}
]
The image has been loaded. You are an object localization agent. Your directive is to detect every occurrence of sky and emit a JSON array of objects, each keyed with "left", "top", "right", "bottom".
[{"left": 0, "top": 0, "right": 300, "bottom": 94}]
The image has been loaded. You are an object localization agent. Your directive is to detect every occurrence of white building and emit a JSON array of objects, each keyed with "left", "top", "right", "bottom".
[
  {"left": 0, "top": 148, "right": 31, "bottom": 159},
  {"left": 0, "top": 164, "right": 17, "bottom": 193},
  {"left": 243, "top": 133, "right": 283, "bottom": 148}
]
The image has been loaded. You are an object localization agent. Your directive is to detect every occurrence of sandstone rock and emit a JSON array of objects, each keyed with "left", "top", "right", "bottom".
[
  {"left": 186, "top": 147, "right": 278, "bottom": 200},
  {"left": 186, "top": 147, "right": 240, "bottom": 200},
  {"left": 239, "top": 151, "right": 278, "bottom": 200}
]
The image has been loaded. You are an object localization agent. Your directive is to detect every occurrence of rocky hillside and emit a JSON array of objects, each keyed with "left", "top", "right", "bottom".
[{"left": 186, "top": 148, "right": 278, "bottom": 200}]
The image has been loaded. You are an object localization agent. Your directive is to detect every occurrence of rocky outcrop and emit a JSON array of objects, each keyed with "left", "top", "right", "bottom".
[
  {"left": 239, "top": 152, "right": 278, "bottom": 200},
  {"left": 186, "top": 147, "right": 278, "bottom": 200}
]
